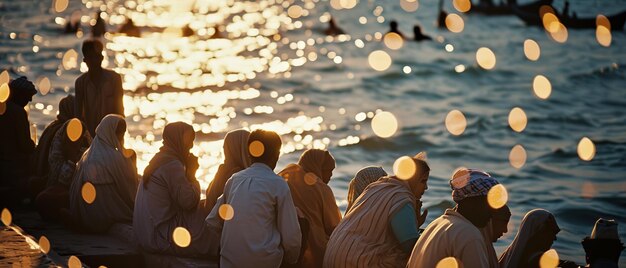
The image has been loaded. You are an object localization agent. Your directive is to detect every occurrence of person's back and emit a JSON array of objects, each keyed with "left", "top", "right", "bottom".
[
  {"left": 206, "top": 129, "right": 301, "bottom": 268},
  {"left": 74, "top": 39, "right": 124, "bottom": 136}
]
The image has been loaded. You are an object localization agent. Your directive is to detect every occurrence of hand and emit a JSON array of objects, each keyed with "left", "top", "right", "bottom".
[
  {"left": 416, "top": 201, "right": 429, "bottom": 228},
  {"left": 186, "top": 153, "right": 199, "bottom": 181}
]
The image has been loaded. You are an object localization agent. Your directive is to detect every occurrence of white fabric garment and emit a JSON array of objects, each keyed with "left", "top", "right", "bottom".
[
  {"left": 206, "top": 162, "right": 301, "bottom": 268},
  {"left": 498, "top": 209, "right": 558, "bottom": 268},
  {"left": 407, "top": 209, "right": 490, "bottom": 268}
]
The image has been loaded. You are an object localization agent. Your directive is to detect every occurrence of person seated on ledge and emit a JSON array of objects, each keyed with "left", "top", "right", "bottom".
[
  {"left": 498, "top": 208, "right": 561, "bottom": 268},
  {"left": 324, "top": 17, "right": 345, "bottom": 36},
  {"left": 0, "top": 76, "right": 37, "bottom": 207},
  {"left": 278, "top": 149, "right": 341, "bottom": 268},
  {"left": 413, "top": 25, "right": 432, "bottom": 41},
  {"left": 134, "top": 122, "right": 218, "bottom": 257},
  {"left": 581, "top": 218, "right": 624, "bottom": 268},
  {"left": 325, "top": 153, "right": 430, "bottom": 268},
  {"left": 68, "top": 114, "right": 138, "bottom": 233},
  {"left": 407, "top": 168, "right": 499, "bottom": 267}
]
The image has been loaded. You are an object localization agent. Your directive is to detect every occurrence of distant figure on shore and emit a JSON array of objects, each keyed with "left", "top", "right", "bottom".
[
  {"left": 413, "top": 25, "right": 432, "bottom": 41},
  {"left": 498, "top": 209, "right": 561, "bottom": 268},
  {"left": 324, "top": 17, "right": 345, "bottom": 36},
  {"left": 92, "top": 12, "right": 106, "bottom": 37},
  {"left": 119, "top": 18, "right": 141, "bottom": 37},
  {"left": 29, "top": 95, "right": 76, "bottom": 197},
  {"left": 387, "top": 20, "right": 405, "bottom": 39},
  {"left": 345, "top": 166, "right": 387, "bottom": 213},
  {"left": 134, "top": 122, "right": 218, "bottom": 256},
  {"left": 35, "top": 117, "right": 91, "bottom": 221},
  {"left": 482, "top": 205, "right": 511, "bottom": 268},
  {"left": 74, "top": 39, "right": 125, "bottom": 137},
  {"left": 437, "top": 0, "right": 447, "bottom": 28},
  {"left": 324, "top": 153, "right": 430, "bottom": 267},
  {"left": 407, "top": 169, "right": 499, "bottom": 267},
  {"left": 581, "top": 218, "right": 624, "bottom": 268},
  {"left": 206, "top": 129, "right": 301, "bottom": 267},
  {"left": 278, "top": 149, "right": 341, "bottom": 268},
  {"left": 0, "top": 76, "right": 37, "bottom": 206},
  {"left": 69, "top": 114, "right": 138, "bottom": 233},
  {"left": 204, "top": 129, "right": 250, "bottom": 212}
]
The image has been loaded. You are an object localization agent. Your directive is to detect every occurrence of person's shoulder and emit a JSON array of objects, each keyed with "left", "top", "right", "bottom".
[
  {"left": 102, "top": 69, "right": 122, "bottom": 79},
  {"left": 75, "top": 72, "right": 88, "bottom": 84}
]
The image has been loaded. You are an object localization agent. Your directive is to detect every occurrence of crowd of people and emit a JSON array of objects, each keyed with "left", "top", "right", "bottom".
[{"left": 0, "top": 35, "right": 624, "bottom": 268}]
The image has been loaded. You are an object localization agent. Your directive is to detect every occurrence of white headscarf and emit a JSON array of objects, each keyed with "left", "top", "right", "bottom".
[{"left": 498, "top": 209, "right": 560, "bottom": 268}]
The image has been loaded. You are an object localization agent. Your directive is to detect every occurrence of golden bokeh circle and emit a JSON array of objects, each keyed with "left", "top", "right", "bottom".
[
  {"left": 62, "top": 49, "right": 79, "bottom": 70},
  {"left": 453, "top": 0, "right": 471, "bottom": 13},
  {"left": 383, "top": 32, "right": 404, "bottom": 50},
  {"left": 39, "top": 236, "right": 51, "bottom": 254},
  {"left": 508, "top": 107, "right": 527, "bottom": 133},
  {"left": 533, "top": 75, "right": 551, "bottom": 100},
  {"left": 393, "top": 156, "right": 417, "bottom": 180},
  {"left": 476, "top": 47, "right": 496, "bottom": 70},
  {"left": 596, "top": 26, "right": 611, "bottom": 47},
  {"left": 0, "top": 70, "right": 9, "bottom": 85},
  {"left": 451, "top": 167, "right": 471, "bottom": 189},
  {"left": 509, "top": 144, "right": 527, "bottom": 169},
  {"left": 368, "top": 50, "right": 392, "bottom": 71},
  {"left": 53, "top": 0, "right": 69, "bottom": 13},
  {"left": 371, "top": 111, "right": 398, "bottom": 138},
  {"left": 0, "top": 83, "right": 9, "bottom": 103},
  {"left": 68, "top": 256, "right": 81, "bottom": 268},
  {"left": 436, "top": 257, "right": 459, "bottom": 268},
  {"left": 304, "top": 172, "right": 318, "bottom": 185},
  {"left": 287, "top": 5, "right": 303, "bottom": 19},
  {"left": 524, "top": 39, "right": 540, "bottom": 61},
  {"left": 219, "top": 204, "right": 235, "bottom": 221},
  {"left": 487, "top": 184, "right": 509, "bottom": 209},
  {"left": 539, "top": 249, "right": 559, "bottom": 268},
  {"left": 38, "top": 77, "right": 51, "bottom": 95},
  {"left": 445, "top": 14, "right": 465, "bottom": 33},
  {"left": 445, "top": 110, "right": 467, "bottom": 136},
  {"left": 549, "top": 23, "right": 568, "bottom": 43},
  {"left": 577, "top": 137, "right": 595, "bottom": 161},
  {"left": 66, "top": 118, "right": 83, "bottom": 142},
  {"left": 1, "top": 208, "right": 12, "bottom": 226},
  {"left": 400, "top": 0, "right": 419, "bottom": 12},
  {"left": 249, "top": 140, "right": 265, "bottom": 157},
  {"left": 173, "top": 227, "right": 191, "bottom": 247},
  {"left": 81, "top": 182, "right": 96, "bottom": 204}
]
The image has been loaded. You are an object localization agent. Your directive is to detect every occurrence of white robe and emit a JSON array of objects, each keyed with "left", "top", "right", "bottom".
[{"left": 206, "top": 163, "right": 301, "bottom": 268}]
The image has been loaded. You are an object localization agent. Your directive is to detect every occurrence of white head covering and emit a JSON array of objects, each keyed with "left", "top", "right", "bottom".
[{"left": 498, "top": 209, "right": 560, "bottom": 268}]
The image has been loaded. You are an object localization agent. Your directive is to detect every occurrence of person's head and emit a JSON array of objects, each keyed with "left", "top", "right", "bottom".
[
  {"left": 451, "top": 169, "right": 500, "bottom": 228},
  {"left": 163, "top": 122, "right": 195, "bottom": 154},
  {"left": 390, "top": 20, "right": 399, "bottom": 30},
  {"left": 413, "top": 25, "right": 423, "bottom": 35},
  {"left": 521, "top": 209, "right": 560, "bottom": 255},
  {"left": 82, "top": 39, "right": 104, "bottom": 71},
  {"left": 223, "top": 129, "right": 251, "bottom": 168},
  {"left": 404, "top": 152, "right": 430, "bottom": 199},
  {"left": 329, "top": 17, "right": 336, "bottom": 27},
  {"left": 58, "top": 95, "right": 75, "bottom": 121},
  {"left": 8, "top": 76, "right": 37, "bottom": 107},
  {"left": 115, "top": 117, "right": 127, "bottom": 144},
  {"left": 298, "top": 149, "right": 336, "bottom": 184},
  {"left": 95, "top": 114, "right": 126, "bottom": 148},
  {"left": 582, "top": 218, "right": 624, "bottom": 265},
  {"left": 247, "top": 129, "right": 282, "bottom": 169},
  {"left": 491, "top": 205, "right": 512, "bottom": 242}
]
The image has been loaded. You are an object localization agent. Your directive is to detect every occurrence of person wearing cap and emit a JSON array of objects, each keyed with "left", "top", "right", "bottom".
[
  {"left": 74, "top": 39, "right": 124, "bottom": 137},
  {"left": 205, "top": 129, "right": 301, "bottom": 268},
  {"left": 324, "top": 153, "right": 430, "bottom": 268},
  {"left": 498, "top": 208, "right": 561, "bottom": 268},
  {"left": 407, "top": 168, "right": 499, "bottom": 267},
  {"left": 0, "top": 76, "right": 37, "bottom": 206},
  {"left": 582, "top": 218, "right": 624, "bottom": 268}
]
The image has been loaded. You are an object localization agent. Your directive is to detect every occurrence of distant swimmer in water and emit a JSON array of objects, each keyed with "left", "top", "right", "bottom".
[
  {"left": 91, "top": 12, "right": 106, "bottom": 38},
  {"left": 324, "top": 17, "right": 345, "bottom": 36},
  {"left": 437, "top": 0, "right": 447, "bottom": 28},
  {"left": 64, "top": 10, "right": 81, "bottom": 33},
  {"left": 413, "top": 25, "right": 432, "bottom": 41},
  {"left": 387, "top": 20, "right": 405, "bottom": 39},
  {"left": 119, "top": 18, "right": 140, "bottom": 37}
]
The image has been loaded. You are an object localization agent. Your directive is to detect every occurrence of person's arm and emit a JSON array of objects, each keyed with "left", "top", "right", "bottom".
[
  {"left": 169, "top": 162, "right": 200, "bottom": 210},
  {"left": 390, "top": 203, "right": 420, "bottom": 253},
  {"left": 114, "top": 73, "right": 124, "bottom": 116},
  {"left": 276, "top": 181, "right": 302, "bottom": 264},
  {"left": 321, "top": 186, "right": 341, "bottom": 236}
]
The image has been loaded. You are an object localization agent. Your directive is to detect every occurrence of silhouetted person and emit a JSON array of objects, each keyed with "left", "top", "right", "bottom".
[
  {"left": 74, "top": 39, "right": 124, "bottom": 137},
  {"left": 437, "top": 0, "right": 447, "bottom": 28},
  {"left": 582, "top": 219, "right": 624, "bottom": 268},
  {"left": 182, "top": 24, "right": 195, "bottom": 37},
  {"left": 388, "top": 20, "right": 405, "bottom": 39},
  {"left": 92, "top": 12, "right": 106, "bottom": 37},
  {"left": 0, "top": 76, "right": 37, "bottom": 206},
  {"left": 562, "top": 1, "right": 570, "bottom": 18},
  {"left": 324, "top": 17, "right": 345, "bottom": 36},
  {"left": 482, "top": 205, "right": 511, "bottom": 267},
  {"left": 413, "top": 25, "right": 432, "bottom": 41},
  {"left": 64, "top": 10, "right": 81, "bottom": 33},
  {"left": 119, "top": 18, "right": 140, "bottom": 37}
]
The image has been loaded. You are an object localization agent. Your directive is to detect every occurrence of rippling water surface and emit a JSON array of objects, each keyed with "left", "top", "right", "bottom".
[{"left": 1, "top": 0, "right": 626, "bottom": 264}]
